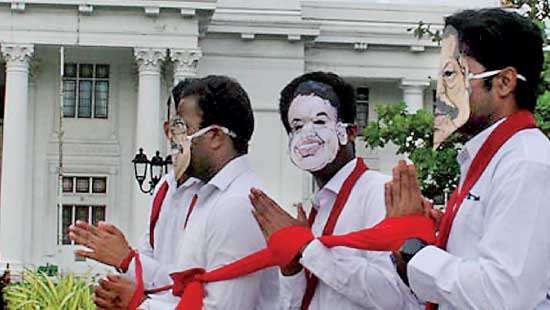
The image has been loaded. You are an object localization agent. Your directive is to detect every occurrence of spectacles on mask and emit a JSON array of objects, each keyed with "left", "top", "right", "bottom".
[{"left": 467, "top": 69, "right": 527, "bottom": 82}]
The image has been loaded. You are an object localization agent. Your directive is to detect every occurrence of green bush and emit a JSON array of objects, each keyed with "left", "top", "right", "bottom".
[
  {"left": 3, "top": 270, "right": 95, "bottom": 310},
  {"left": 363, "top": 97, "right": 550, "bottom": 203},
  {"left": 363, "top": 102, "right": 464, "bottom": 202}
]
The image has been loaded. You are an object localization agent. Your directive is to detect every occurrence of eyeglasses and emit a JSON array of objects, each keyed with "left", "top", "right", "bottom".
[{"left": 170, "top": 116, "right": 237, "bottom": 142}]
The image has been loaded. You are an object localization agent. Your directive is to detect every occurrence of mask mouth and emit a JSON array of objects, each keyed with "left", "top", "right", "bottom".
[
  {"left": 434, "top": 99, "right": 460, "bottom": 119},
  {"left": 294, "top": 134, "right": 325, "bottom": 158}
]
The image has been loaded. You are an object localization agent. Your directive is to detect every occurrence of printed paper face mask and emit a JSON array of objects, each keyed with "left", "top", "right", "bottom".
[
  {"left": 433, "top": 26, "right": 471, "bottom": 149},
  {"left": 169, "top": 113, "right": 237, "bottom": 180},
  {"left": 288, "top": 94, "right": 348, "bottom": 172},
  {"left": 169, "top": 116, "right": 192, "bottom": 181}
]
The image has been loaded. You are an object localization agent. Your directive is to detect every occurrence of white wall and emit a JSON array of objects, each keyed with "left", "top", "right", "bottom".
[{"left": 198, "top": 35, "right": 310, "bottom": 212}]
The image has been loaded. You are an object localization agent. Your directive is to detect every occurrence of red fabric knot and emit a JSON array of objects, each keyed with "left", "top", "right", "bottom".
[
  {"left": 268, "top": 226, "right": 315, "bottom": 267},
  {"left": 170, "top": 268, "right": 207, "bottom": 297}
]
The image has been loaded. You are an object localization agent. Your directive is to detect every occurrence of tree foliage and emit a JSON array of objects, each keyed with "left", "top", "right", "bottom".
[{"left": 363, "top": 103, "right": 463, "bottom": 202}]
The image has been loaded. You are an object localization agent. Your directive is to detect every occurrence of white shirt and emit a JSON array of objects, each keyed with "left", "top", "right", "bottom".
[
  {"left": 146, "top": 155, "right": 279, "bottom": 310},
  {"left": 408, "top": 120, "right": 550, "bottom": 309},
  {"left": 279, "top": 158, "right": 418, "bottom": 310},
  {"left": 124, "top": 171, "right": 202, "bottom": 289}
]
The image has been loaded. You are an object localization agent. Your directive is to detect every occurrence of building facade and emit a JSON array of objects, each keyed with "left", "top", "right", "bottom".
[{"left": 0, "top": 0, "right": 499, "bottom": 274}]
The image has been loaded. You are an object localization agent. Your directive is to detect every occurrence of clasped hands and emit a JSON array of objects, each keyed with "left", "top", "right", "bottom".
[
  {"left": 249, "top": 160, "right": 442, "bottom": 276},
  {"left": 68, "top": 221, "right": 136, "bottom": 309}
]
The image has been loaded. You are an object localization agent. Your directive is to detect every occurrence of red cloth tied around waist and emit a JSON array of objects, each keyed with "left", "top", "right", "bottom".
[{"left": 153, "top": 216, "right": 435, "bottom": 310}]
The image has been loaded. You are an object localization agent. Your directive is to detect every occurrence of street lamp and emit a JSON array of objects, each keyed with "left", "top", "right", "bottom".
[{"left": 132, "top": 148, "right": 171, "bottom": 194}]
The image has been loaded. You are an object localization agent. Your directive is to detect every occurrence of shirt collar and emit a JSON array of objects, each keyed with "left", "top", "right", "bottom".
[
  {"left": 182, "top": 176, "right": 201, "bottom": 188},
  {"left": 458, "top": 118, "right": 506, "bottom": 165},
  {"left": 166, "top": 169, "right": 202, "bottom": 189},
  {"left": 207, "top": 155, "right": 251, "bottom": 192},
  {"left": 321, "top": 158, "right": 358, "bottom": 195}
]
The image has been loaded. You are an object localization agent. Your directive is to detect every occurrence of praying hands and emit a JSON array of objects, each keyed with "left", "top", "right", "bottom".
[
  {"left": 385, "top": 160, "right": 443, "bottom": 227},
  {"left": 249, "top": 188, "right": 309, "bottom": 275},
  {"left": 68, "top": 221, "right": 131, "bottom": 268}
]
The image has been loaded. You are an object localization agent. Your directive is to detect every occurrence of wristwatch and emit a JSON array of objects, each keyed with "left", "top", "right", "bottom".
[
  {"left": 392, "top": 238, "right": 428, "bottom": 286},
  {"left": 400, "top": 238, "right": 428, "bottom": 263}
]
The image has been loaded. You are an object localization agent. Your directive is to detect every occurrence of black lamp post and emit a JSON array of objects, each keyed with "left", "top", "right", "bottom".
[{"left": 132, "top": 148, "right": 171, "bottom": 194}]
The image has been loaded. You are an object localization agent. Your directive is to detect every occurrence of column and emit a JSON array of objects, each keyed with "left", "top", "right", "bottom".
[
  {"left": 0, "top": 43, "right": 34, "bottom": 270},
  {"left": 131, "top": 48, "right": 166, "bottom": 243},
  {"left": 400, "top": 79, "right": 430, "bottom": 113},
  {"left": 170, "top": 48, "right": 202, "bottom": 85}
]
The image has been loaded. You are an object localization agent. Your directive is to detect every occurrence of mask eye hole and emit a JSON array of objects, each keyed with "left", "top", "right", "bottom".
[
  {"left": 170, "top": 117, "right": 188, "bottom": 135},
  {"left": 441, "top": 61, "right": 461, "bottom": 89},
  {"left": 443, "top": 70, "right": 455, "bottom": 78}
]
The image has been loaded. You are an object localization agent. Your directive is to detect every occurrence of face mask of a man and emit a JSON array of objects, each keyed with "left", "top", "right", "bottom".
[
  {"left": 288, "top": 93, "right": 348, "bottom": 172},
  {"left": 169, "top": 115, "right": 237, "bottom": 180},
  {"left": 168, "top": 116, "right": 191, "bottom": 181},
  {"left": 433, "top": 26, "right": 528, "bottom": 149},
  {"left": 433, "top": 26, "right": 471, "bottom": 149}
]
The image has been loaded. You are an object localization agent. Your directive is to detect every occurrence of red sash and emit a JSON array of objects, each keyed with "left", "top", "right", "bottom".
[
  {"left": 426, "top": 110, "right": 536, "bottom": 309},
  {"left": 301, "top": 158, "right": 368, "bottom": 309},
  {"left": 149, "top": 181, "right": 170, "bottom": 249},
  {"left": 128, "top": 159, "right": 437, "bottom": 310}
]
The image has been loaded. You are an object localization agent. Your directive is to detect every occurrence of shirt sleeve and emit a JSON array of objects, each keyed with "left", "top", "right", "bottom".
[
  {"left": 278, "top": 270, "right": 306, "bottom": 310},
  {"left": 123, "top": 178, "right": 165, "bottom": 288},
  {"left": 202, "top": 196, "right": 278, "bottom": 310},
  {"left": 408, "top": 160, "right": 550, "bottom": 309}
]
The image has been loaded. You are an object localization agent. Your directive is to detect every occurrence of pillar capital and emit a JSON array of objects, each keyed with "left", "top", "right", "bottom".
[
  {"left": 170, "top": 48, "right": 202, "bottom": 84},
  {"left": 1, "top": 43, "right": 34, "bottom": 70},
  {"left": 133, "top": 48, "right": 167, "bottom": 74}
]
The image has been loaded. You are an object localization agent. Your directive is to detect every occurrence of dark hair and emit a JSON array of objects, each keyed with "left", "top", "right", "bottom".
[
  {"left": 279, "top": 72, "right": 356, "bottom": 132},
  {"left": 170, "top": 78, "right": 198, "bottom": 111},
  {"left": 182, "top": 75, "right": 254, "bottom": 154},
  {"left": 445, "top": 8, "right": 544, "bottom": 111}
]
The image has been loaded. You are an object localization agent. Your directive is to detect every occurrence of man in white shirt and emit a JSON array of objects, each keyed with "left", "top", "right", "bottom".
[
  {"left": 68, "top": 80, "right": 203, "bottom": 309},
  {"left": 388, "top": 8, "right": 550, "bottom": 309},
  {"left": 250, "top": 72, "right": 415, "bottom": 309},
  {"left": 144, "top": 75, "right": 278, "bottom": 309}
]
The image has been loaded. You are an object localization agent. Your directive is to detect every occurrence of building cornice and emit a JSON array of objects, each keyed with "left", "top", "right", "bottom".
[
  {"left": 299, "top": 0, "right": 454, "bottom": 50},
  {"left": 207, "top": 7, "right": 320, "bottom": 41},
  {"left": 0, "top": 0, "right": 217, "bottom": 11}
]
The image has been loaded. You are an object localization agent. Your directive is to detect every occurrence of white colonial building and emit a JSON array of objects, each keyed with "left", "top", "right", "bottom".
[{"left": 0, "top": 0, "right": 499, "bottom": 274}]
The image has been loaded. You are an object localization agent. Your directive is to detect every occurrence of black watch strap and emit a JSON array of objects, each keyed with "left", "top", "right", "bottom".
[
  {"left": 400, "top": 238, "right": 428, "bottom": 264},
  {"left": 392, "top": 238, "right": 428, "bottom": 287}
]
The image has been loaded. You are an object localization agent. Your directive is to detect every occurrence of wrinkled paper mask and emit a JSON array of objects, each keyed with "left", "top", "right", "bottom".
[
  {"left": 288, "top": 93, "right": 348, "bottom": 172},
  {"left": 433, "top": 26, "right": 471, "bottom": 149}
]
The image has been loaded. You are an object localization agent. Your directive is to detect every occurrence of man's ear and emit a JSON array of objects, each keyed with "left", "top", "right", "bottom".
[
  {"left": 163, "top": 121, "right": 171, "bottom": 139},
  {"left": 209, "top": 128, "right": 227, "bottom": 150},
  {"left": 347, "top": 124, "right": 359, "bottom": 142},
  {"left": 495, "top": 66, "right": 518, "bottom": 98}
]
